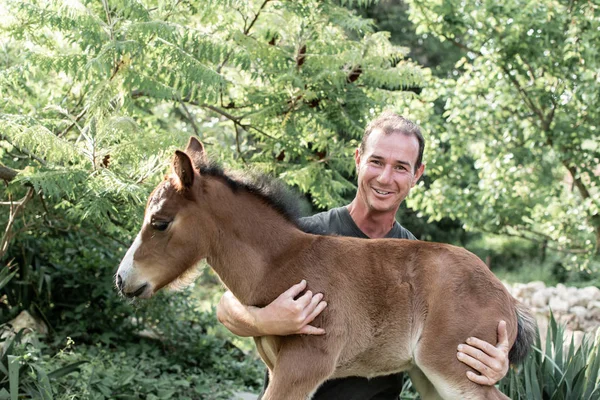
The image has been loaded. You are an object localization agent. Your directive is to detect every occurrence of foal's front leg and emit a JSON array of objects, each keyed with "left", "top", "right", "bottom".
[{"left": 262, "top": 338, "right": 339, "bottom": 400}]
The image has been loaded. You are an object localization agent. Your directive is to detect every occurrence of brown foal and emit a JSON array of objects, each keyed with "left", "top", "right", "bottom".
[{"left": 116, "top": 137, "right": 536, "bottom": 400}]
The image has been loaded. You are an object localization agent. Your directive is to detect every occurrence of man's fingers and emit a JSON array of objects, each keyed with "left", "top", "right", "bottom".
[
  {"left": 296, "top": 290, "right": 313, "bottom": 307},
  {"left": 298, "top": 324, "right": 326, "bottom": 335},
  {"left": 283, "top": 279, "right": 307, "bottom": 299},
  {"left": 465, "top": 337, "right": 500, "bottom": 358},
  {"left": 466, "top": 370, "right": 494, "bottom": 386},
  {"left": 457, "top": 345, "right": 498, "bottom": 372},
  {"left": 306, "top": 293, "right": 324, "bottom": 313},
  {"left": 497, "top": 320, "right": 509, "bottom": 349},
  {"left": 304, "top": 299, "right": 327, "bottom": 325},
  {"left": 457, "top": 352, "right": 495, "bottom": 384}
]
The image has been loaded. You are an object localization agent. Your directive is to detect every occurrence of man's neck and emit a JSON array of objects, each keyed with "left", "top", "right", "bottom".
[{"left": 346, "top": 199, "right": 397, "bottom": 239}]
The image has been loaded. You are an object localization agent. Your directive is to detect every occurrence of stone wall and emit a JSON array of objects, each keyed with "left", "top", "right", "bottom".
[{"left": 504, "top": 282, "right": 600, "bottom": 348}]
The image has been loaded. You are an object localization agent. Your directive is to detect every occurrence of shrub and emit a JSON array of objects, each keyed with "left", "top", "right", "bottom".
[{"left": 499, "top": 314, "right": 600, "bottom": 399}]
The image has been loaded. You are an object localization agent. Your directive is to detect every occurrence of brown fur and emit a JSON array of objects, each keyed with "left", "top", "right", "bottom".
[{"left": 116, "top": 138, "right": 536, "bottom": 400}]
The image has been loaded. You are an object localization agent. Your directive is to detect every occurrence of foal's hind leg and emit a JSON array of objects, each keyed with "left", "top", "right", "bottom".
[
  {"left": 413, "top": 341, "right": 509, "bottom": 400},
  {"left": 262, "top": 338, "right": 339, "bottom": 400},
  {"left": 408, "top": 367, "right": 442, "bottom": 400}
]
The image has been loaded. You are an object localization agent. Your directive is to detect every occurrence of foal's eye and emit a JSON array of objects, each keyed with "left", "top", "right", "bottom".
[{"left": 151, "top": 219, "right": 171, "bottom": 231}]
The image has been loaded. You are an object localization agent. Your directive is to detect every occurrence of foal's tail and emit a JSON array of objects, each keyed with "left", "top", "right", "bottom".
[{"left": 508, "top": 301, "right": 537, "bottom": 364}]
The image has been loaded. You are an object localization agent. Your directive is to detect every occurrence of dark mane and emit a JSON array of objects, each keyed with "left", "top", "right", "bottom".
[{"left": 197, "top": 159, "right": 302, "bottom": 227}]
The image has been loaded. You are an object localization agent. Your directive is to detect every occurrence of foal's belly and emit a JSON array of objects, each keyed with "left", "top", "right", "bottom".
[
  {"left": 332, "top": 338, "right": 414, "bottom": 379},
  {"left": 333, "top": 353, "right": 414, "bottom": 379}
]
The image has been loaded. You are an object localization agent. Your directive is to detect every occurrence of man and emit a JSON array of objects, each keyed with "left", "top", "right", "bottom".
[{"left": 217, "top": 112, "right": 510, "bottom": 399}]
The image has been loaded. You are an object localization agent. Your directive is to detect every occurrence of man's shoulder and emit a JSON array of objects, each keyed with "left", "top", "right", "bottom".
[
  {"left": 299, "top": 207, "right": 346, "bottom": 235},
  {"left": 390, "top": 223, "right": 417, "bottom": 240}
]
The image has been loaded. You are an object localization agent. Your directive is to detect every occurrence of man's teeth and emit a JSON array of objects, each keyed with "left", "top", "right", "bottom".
[{"left": 374, "top": 189, "right": 391, "bottom": 195}]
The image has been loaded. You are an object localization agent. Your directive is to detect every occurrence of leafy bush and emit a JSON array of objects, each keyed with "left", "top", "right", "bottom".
[
  {"left": 0, "top": 330, "right": 85, "bottom": 400},
  {"left": 1, "top": 292, "right": 264, "bottom": 399},
  {"left": 499, "top": 314, "right": 600, "bottom": 399}
]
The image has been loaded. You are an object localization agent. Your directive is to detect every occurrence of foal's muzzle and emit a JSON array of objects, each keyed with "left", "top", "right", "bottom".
[{"left": 116, "top": 273, "right": 148, "bottom": 298}]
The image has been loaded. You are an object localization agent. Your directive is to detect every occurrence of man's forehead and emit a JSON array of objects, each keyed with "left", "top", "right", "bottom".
[{"left": 365, "top": 130, "right": 418, "bottom": 153}]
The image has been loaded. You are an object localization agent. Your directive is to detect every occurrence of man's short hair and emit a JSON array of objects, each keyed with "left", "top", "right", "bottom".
[{"left": 359, "top": 111, "right": 425, "bottom": 171}]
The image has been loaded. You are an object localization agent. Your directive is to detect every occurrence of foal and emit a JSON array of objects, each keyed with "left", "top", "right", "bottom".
[{"left": 116, "top": 137, "right": 536, "bottom": 400}]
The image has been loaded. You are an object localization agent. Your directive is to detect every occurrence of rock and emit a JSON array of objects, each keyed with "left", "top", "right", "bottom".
[
  {"left": 549, "top": 297, "right": 570, "bottom": 313},
  {"left": 526, "top": 281, "right": 546, "bottom": 292},
  {"left": 531, "top": 291, "right": 548, "bottom": 308},
  {"left": 3, "top": 310, "right": 47, "bottom": 335},
  {"left": 0, "top": 310, "right": 48, "bottom": 355},
  {"left": 579, "top": 286, "right": 600, "bottom": 302},
  {"left": 570, "top": 306, "right": 588, "bottom": 320},
  {"left": 556, "top": 283, "right": 568, "bottom": 298},
  {"left": 569, "top": 294, "right": 588, "bottom": 308},
  {"left": 558, "top": 313, "right": 579, "bottom": 330},
  {"left": 588, "top": 302, "right": 600, "bottom": 320}
]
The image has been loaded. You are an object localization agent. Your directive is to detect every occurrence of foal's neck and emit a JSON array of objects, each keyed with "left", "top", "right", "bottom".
[{"left": 203, "top": 178, "right": 310, "bottom": 305}]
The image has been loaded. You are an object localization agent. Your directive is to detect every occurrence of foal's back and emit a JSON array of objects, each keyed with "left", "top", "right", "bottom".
[{"left": 301, "top": 237, "right": 517, "bottom": 385}]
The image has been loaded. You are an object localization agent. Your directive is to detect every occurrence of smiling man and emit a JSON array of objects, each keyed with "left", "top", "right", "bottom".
[{"left": 217, "top": 112, "right": 510, "bottom": 399}]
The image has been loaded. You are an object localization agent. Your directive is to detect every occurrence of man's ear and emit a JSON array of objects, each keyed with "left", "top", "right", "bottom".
[
  {"left": 411, "top": 163, "right": 425, "bottom": 187},
  {"left": 172, "top": 150, "right": 194, "bottom": 190},
  {"left": 185, "top": 136, "right": 206, "bottom": 166}
]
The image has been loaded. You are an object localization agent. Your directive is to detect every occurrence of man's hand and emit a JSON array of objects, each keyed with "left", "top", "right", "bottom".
[
  {"left": 216, "top": 280, "right": 327, "bottom": 337},
  {"left": 456, "top": 320, "right": 510, "bottom": 385}
]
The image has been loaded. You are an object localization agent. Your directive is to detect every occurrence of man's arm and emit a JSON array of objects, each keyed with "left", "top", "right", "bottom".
[
  {"left": 456, "top": 320, "right": 510, "bottom": 385},
  {"left": 216, "top": 280, "right": 328, "bottom": 337}
]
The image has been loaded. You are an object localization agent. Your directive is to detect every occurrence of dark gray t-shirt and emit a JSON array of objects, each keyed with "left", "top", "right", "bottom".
[
  {"left": 259, "top": 206, "right": 416, "bottom": 400},
  {"left": 300, "top": 206, "right": 416, "bottom": 240}
]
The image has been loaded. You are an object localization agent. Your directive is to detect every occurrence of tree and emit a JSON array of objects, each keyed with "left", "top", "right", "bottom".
[
  {"left": 405, "top": 0, "right": 600, "bottom": 259},
  {"left": 1, "top": 0, "right": 425, "bottom": 226},
  {"left": 0, "top": 0, "right": 428, "bottom": 323}
]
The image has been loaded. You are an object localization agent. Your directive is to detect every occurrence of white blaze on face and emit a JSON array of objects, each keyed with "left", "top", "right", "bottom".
[{"left": 117, "top": 233, "right": 143, "bottom": 287}]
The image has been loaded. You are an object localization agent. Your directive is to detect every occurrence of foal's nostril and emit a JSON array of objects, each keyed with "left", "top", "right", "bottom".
[{"left": 116, "top": 274, "right": 123, "bottom": 291}]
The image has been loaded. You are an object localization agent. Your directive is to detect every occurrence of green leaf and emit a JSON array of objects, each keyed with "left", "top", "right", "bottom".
[
  {"left": 7, "top": 356, "right": 19, "bottom": 400},
  {"left": 0, "top": 269, "right": 17, "bottom": 291},
  {"left": 47, "top": 361, "right": 88, "bottom": 380}
]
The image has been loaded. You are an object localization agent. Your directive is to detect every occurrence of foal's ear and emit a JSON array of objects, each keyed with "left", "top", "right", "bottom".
[
  {"left": 184, "top": 136, "right": 206, "bottom": 166},
  {"left": 172, "top": 150, "right": 194, "bottom": 190}
]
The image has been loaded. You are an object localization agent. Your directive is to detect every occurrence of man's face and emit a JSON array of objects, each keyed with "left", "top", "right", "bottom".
[{"left": 355, "top": 128, "right": 425, "bottom": 214}]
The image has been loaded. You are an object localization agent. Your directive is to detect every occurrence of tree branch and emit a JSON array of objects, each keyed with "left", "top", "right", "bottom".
[
  {"left": 58, "top": 106, "right": 88, "bottom": 138},
  {"left": 1, "top": 187, "right": 35, "bottom": 259},
  {"left": 217, "top": 0, "right": 271, "bottom": 73},
  {"left": 179, "top": 100, "right": 200, "bottom": 136},
  {"left": 131, "top": 90, "right": 277, "bottom": 140},
  {"left": 0, "top": 165, "right": 18, "bottom": 182},
  {"left": 0, "top": 134, "right": 46, "bottom": 165}
]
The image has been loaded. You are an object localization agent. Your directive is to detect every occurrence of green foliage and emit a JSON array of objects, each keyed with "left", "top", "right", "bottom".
[
  {"left": 0, "top": 330, "right": 86, "bottom": 400},
  {"left": 405, "top": 0, "right": 600, "bottom": 260},
  {"left": 133, "top": 288, "right": 264, "bottom": 390},
  {"left": 2, "top": 0, "right": 599, "bottom": 397},
  {"left": 0, "top": 1, "right": 424, "bottom": 397},
  {"left": 499, "top": 313, "right": 600, "bottom": 399},
  {"left": 1, "top": 0, "right": 423, "bottom": 214},
  {"left": 0, "top": 328, "right": 257, "bottom": 400}
]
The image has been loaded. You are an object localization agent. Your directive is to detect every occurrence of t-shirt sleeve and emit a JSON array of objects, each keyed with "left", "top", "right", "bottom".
[
  {"left": 298, "top": 213, "right": 329, "bottom": 235},
  {"left": 403, "top": 228, "right": 417, "bottom": 240}
]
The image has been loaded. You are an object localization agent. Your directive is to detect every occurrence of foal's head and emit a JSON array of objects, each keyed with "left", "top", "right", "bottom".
[{"left": 116, "top": 137, "right": 211, "bottom": 298}]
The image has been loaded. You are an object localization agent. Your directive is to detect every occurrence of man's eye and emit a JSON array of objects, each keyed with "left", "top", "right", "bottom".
[{"left": 151, "top": 219, "right": 171, "bottom": 231}]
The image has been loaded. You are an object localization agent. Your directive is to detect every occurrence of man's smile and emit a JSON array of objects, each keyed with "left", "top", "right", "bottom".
[{"left": 372, "top": 187, "right": 394, "bottom": 196}]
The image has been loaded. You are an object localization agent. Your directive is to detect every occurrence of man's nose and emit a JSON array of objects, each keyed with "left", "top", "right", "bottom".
[{"left": 377, "top": 165, "right": 393, "bottom": 184}]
